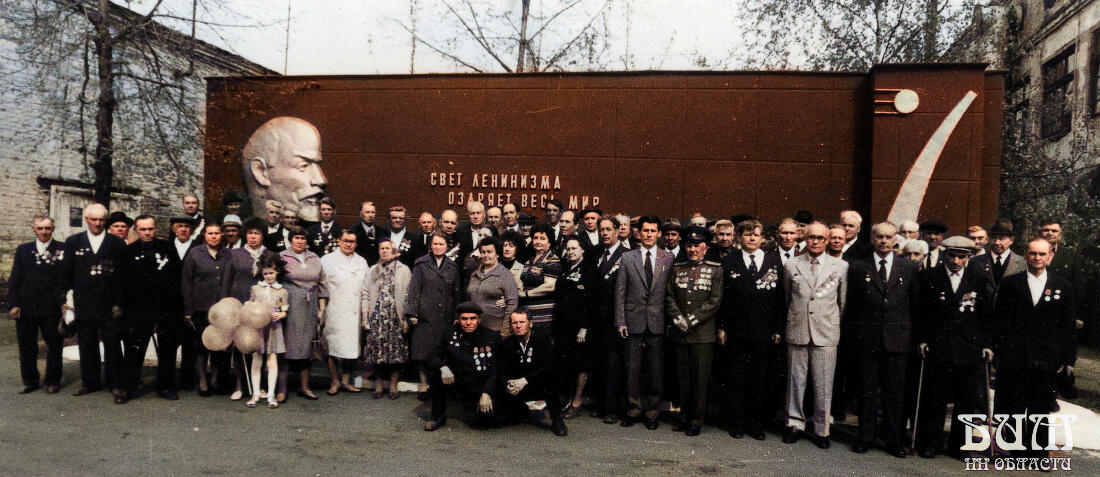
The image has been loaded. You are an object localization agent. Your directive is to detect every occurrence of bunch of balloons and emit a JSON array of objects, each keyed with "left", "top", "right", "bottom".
[{"left": 202, "top": 297, "right": 274, "bottom": 354}]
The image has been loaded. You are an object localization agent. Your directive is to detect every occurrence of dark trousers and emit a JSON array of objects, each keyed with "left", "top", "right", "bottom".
[
  {"left": 915, "top": 360, "right": 985, "bottom": 452},
  {"left": 16, "top": 313, "right": 63, "bottom": 387},
  {"left": 179, "top": 311, "right": 208, "bottom": 388},
  {"left": 727, "top": 340, "right": 773, "bottom": 429},
  {"left": 675, "top": 341, "right": 713, "bottom": 426},
  {"left": 427, "top": 371, "right": 493, "bottom": 424},
  {"left": 75, "top": 318, "right": 124, "bottom": 391},
  {"left": 500, "top": 380, "right": 563, "bottom": 424},
  {"left": 625, "top": 331, "right": 664, "bottom": 420},
  {"left": 602, "top": 333, "right": 626, "bottom": 416},
  {"left": 120, "top": 319, "right": 181, "bottom": 393},
  {"left": 996, "top": 365, "right": 1058, "bottom": 459},
  {"left": 832, "top": 342, "right": 852, "bottom": 413},
  {"left": 856, "top": 349, "right": 908, "bottom": 448}
]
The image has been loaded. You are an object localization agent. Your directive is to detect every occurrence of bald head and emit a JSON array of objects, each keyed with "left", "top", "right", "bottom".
[{"left": 441, "top": 209, "right": 458, "bottom": 234}]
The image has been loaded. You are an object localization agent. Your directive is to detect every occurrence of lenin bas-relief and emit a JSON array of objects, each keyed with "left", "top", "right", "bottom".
[{"left": 241, "top": 117, "right": 328, "bottom": 222}]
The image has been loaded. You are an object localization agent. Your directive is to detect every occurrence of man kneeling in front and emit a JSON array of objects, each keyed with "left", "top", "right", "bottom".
[
  {"left": 425, "top": 302, "right": 500, "bottom": 431},
  {"left": 491, "top": 310, "right": 568, "bottom": 436}
]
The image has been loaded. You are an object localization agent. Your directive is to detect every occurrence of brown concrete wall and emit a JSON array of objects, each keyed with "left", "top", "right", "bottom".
[{"left": 204, "top": 68, "right": 1000, "bottom": 228}]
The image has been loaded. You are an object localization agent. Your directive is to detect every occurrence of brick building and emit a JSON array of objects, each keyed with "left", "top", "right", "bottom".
[{"left": 0, "top": 1, "right": 275, "bottom": 302}]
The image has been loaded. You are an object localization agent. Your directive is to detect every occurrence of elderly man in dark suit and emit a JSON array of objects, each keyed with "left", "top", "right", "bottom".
[
  {"left": 846, "top": 222, "right": 921, "bottom": 458},
  {"left": 782, "top": 222, "right": 848, "bottom": 449},
  {"left": 457, "top": 200, "right": 496, "bottom": 264},
  {"left": 615, "top": 215, "right": 675, "bottom": 429},
  {"left": 594, "top": 216, "right": 628, "bottom": 423},
  {"left": 1038, "top": 218, "right": 1087, "bottom": 334},
  {"left": 56, "top": 203, "right": 129, "bottom": 397},
  {"left": 351, "top": 201, "right": 380, "bottom": 265},
  {"left": 118, "top": 215, "right": 185, "bottom": 403},
  {"left": 718, "top": 219, "right": 785, "bottom": 441},
  {"left": 971, "top": 219, "right": 1026, "bottom": 292},
  {"left": 994, "top": 238, "right": 1076, "bottom": 460},
  {"left": 489, "top": 310, "right": 568, "bottom": 436},
  {"left": 385, "top": 205, "right": 423, "bottom": 267},
  {"left": 913, "top": 236, "right": 994, "bottom": 459},
  {"left": 8, "top": 215, "right": 66, "bottom": 394},
  {"left": 839, "top": 210, "right": 872, "bottom": 262}
]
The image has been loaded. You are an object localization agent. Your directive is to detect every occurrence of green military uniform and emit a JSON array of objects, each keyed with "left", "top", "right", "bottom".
[{"left": 666, "top": 226, "right": 724, "bottom": 432}]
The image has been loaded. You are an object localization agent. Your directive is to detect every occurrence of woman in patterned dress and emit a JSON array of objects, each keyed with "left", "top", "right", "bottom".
[
  {"left": 362, "top": 238, "right": 411, "bottom": 399},
  {"left": 279, "top": 226, "right": 327, "bottom": 401},
  {"left": 519, "top": 223, "right": 560, "bottom": 335}
]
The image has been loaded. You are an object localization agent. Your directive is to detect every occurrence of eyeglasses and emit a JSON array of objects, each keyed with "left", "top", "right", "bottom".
[{"left": 805, "top": 235, "right": 827, "bottom": 242}]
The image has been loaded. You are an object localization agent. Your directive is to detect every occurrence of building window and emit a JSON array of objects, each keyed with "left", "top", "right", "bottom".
[
  {"left": 1092, "top": 30, "right": 1100, "bottom": 116},
  {"left": 1041, "top": 46, "right": 1074, "bottom": 139}
]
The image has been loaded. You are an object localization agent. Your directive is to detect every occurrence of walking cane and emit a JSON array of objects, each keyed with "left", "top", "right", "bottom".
[
  {"left": 985, "top": 360, "right": 995, "bottom": 460},
  {"left": 910, "top": 355, "right": 926, "bottom": 455}
]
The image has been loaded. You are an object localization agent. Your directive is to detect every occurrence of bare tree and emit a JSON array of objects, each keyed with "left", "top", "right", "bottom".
[
  {"left": 740, "top": 0, "right": 983, "bottom": 71},
  {"left": 3, "top": 0, "right": 267, "bottom": 208},
  {"left": 400, "top": 0, "right": 612, "bottom": 73}
]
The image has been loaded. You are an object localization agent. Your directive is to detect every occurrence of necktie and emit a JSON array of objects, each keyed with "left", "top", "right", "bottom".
[
  {"left": 749, "top": 254, "right": 758, "bottom": 274},
  {"left": 878, "top": 259, "right": 888, "bottom": 282},
  {"left": 601, "top": 248, "right": 611, "bottom": 267},
  {"left": 810, "top": 257, "right": 820, "bottom": 278},
  {"left": 784, "top": 252, "right": 791, "bottom": 260},
  {"left": 644, "top": 251, "right": 653, "bottom": 289},
  {"left": 925, "top": 253, "right": 932, "bottom": 269},
  {"left": 322, "top": 223, "right": 329, "bottom": 234}
]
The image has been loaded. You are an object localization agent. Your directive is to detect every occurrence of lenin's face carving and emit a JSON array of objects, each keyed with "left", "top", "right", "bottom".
[{"left": 242, "top": 117, "right": 328, "bottom": 222}]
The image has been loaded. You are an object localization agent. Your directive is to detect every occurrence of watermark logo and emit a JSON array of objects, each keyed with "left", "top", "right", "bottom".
[{"left": 957, "top": 413, "right": 1076, "bottom": 471}]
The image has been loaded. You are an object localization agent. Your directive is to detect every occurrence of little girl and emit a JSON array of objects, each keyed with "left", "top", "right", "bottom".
[{"left": 247, "top": 254, "right": 289, "bottom": 408}]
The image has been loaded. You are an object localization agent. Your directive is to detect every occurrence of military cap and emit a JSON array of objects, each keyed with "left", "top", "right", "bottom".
[
  {"left": 107, "top": 211, "right": 133, "bottom": 227},
  {"left": 682, "top": 225, "right": 712, "bottom": 245},
  {"left": 941, "top": 236, "right": 977, "bottom": 254},
  {"left": 988, "top": 218, "right": 1015, "bottom": 238},
  {"left": 455, "top": 302, "right": 483, "bottom": 315},
  {"left": 919, "top": 219, "right": 948, "bottom": 234}
]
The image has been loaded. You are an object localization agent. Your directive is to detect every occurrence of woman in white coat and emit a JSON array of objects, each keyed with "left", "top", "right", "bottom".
[
  {"left": 320, "top": 230, "right": 371, "bottom": 395},
  {"left": 362, "top": 238, "right": 411, "bottom": 399}
]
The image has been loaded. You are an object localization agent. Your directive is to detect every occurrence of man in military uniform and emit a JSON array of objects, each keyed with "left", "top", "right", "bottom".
[
  {"left": 306, "top": 197, "right": 341, "bottom": 256},
  {"left": 913, "top": 236, "right": 993, "bottom": 459},
  {"left": 666, "top": 225, "right": 724, "bottom": 436},
  {"left": 424, "top": 302, "right": 502, "bottom": 431}
]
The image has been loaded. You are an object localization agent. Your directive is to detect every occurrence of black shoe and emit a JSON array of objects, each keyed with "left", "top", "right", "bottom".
[
  {"left": 157, "top": 390, "right": 180, "bottom": 401},
  {"left": 552, "top": 417, "right": 568, "bottom": 437},
  {"left": 851, "top": 442, "right": 869, "bottom": 453},
  {"left": 748, "top": 426, "right": 766, "bottom": 441},
  {"left": 918, "top": 447, "right": 937, "bottom": 459},
  {"left": 73, "top": 387, "right": 96, "bottom": 396},
  {"left": 814, "top": 435, "right": 831, "bottom": 449},
  {"left": 644, "top": 418, "right": 659, "bottom": 430},
  {"left": 728, "top": 423, "right": 744, "bottom": 439},
  {"left": 885, "top": 445, "right": 908, "bottom": 459},
  {"left": 620, "top": 416, "right": 636, "bottom": 427},
  {"left": 782, "top": 427, "right": 800, "bottom": 444},
  {"left": 114, "top": 391, "right": 131, "bottom": 404},
  {"left": 685, "top": 425, "right": 702, "bottom": 437},
  {"left": 603, "top": 413, "right": 621, "bottom": 425},
  {"left": 19, "top": 385, "right": 38, "bottom": 395},
  {"left": 424, "top": 416, "right": 447, "bottom": 431},
  {"left": 197, "top": 387, "right": 213, "bottom": 398}
]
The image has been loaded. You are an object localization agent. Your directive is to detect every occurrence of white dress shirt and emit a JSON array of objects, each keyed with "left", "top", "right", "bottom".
[
  {"left": 586, "top": 230, "right": 599, "bottom": 245},
  {"left": 36, "top": 239, "right": 52, "bottom": 254},
  {"left": 742, "top": 249, "right": 764, "bottom": 270},
  {"left": 992, "top": 250, "right": 1012, "bottom": 266},
  {"left": 778, "top": 245, "right": 796, "bottom": 264},
  {"left": 947, "top": 267, "right": 964, "bottom": 293},
  {"left": 639, "top": 245, "right": 657, "bottom": 276},
  {"left": 873, "top": 251, "right": 894, "bottom": 282},
  {"left": 1027, "top": 270, "right": 1048, "bottom": 306},
  {"left": 667, "top": 245, "right": 680, "bottom": 259},
  {"left": 842, "top": 237, "right": 858, "bottom": 254},
  {"left": 88, "top": 230, "right": 106, "bottom": 254},
  {"left": 600, "top": 242, "right": 621, "bottom": 267}
]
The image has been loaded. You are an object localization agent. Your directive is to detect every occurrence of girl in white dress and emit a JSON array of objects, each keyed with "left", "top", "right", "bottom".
[{"left": 247, "top": 254, "right": 289, "bottom": 408}]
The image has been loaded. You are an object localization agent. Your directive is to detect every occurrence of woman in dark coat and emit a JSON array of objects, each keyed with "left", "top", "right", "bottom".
[
  {"left": 553, "top": 237, "right": 598, "bottom": 417},
  {"left": 406, "top": 233, "right": 461, "bottom": 399}
]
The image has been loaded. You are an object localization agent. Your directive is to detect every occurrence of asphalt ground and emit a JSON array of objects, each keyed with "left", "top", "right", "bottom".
[{"left": 2, "top": 317, "right": 1098, "bottom": 477}]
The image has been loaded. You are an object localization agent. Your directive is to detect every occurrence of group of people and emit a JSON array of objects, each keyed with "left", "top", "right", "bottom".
[{"left": 8, "top": 193, "right": 1084, "bottom": 459}]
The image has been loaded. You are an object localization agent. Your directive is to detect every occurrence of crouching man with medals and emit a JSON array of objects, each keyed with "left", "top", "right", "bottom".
[{"left": 665, "top": 226, "right": 724, "bottom": 436}]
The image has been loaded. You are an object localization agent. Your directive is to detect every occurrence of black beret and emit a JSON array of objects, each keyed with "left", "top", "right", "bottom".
[{"left": 455, "top": 302, "right": 483, "bottom": 315}]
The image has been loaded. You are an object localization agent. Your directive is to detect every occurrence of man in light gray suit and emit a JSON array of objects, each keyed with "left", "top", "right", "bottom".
[
  {"left": 615, "top": 215, "right": 676, "bottom": 430},
  {"left": 782, "top": 222, "right": 848, "bottom": 449}
]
